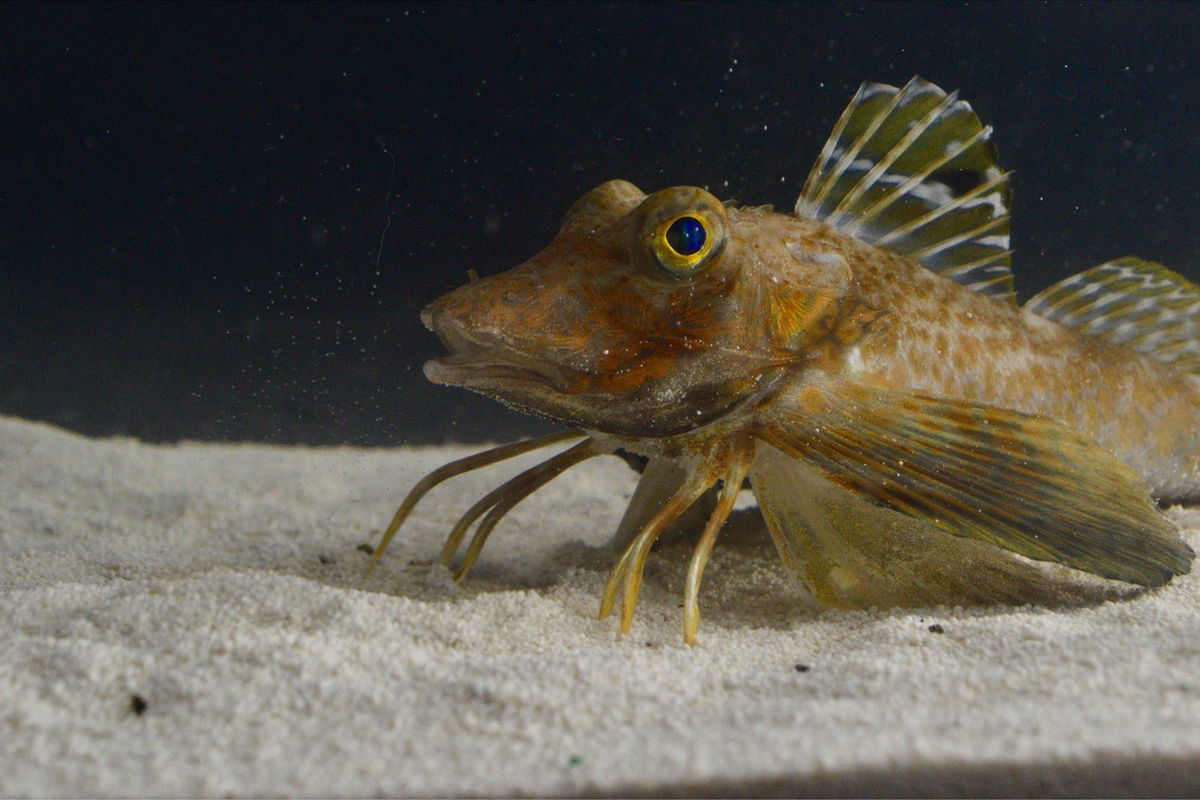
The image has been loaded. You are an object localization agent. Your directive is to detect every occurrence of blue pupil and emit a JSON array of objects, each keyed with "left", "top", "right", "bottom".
[{"left": 665, "top": 216, "right": 706, "bottom": 256}]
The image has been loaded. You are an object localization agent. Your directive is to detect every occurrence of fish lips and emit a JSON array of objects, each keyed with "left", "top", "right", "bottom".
[{"left": 421, "top": 306, "right": 576, "bottom": 394}]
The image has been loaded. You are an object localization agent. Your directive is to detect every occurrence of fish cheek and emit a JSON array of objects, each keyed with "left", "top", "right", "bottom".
[
  {"left": 577, "top": 328, "right": 773, "bottom": 437},
  {"left": 570, "top": 372, "right": 762, "bottom": 438},
  {"left": 582, "top": 272, "right": 736, "bottom": 376},
  {"left": 511, "top": 256, "right": 758, "bottom": 435}
]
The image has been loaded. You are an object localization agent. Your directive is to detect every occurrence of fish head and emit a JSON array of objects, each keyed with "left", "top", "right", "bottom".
[{"left": 423, "top": 180, "right": 858, "bottom": 437}]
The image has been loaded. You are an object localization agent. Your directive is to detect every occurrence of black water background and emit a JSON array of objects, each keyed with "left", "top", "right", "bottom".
[{"left": 3, "top": 1, "right": 1198, "bottom": 445}]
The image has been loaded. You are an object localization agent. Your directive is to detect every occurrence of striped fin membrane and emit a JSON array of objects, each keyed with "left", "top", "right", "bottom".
[
  {"left": 759, "top": 380, "right": 1194, "bottom": 587},
  {"left": 796, "top": 77, "right": 1014, "bottom": 302},
  {"left": 1025, "top": 257, "right": 1200, "bottom": 374}
]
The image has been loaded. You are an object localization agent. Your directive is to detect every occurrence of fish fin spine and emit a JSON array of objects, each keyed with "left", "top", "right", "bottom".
[
  {"left": 1025, "top": 257, "right": 1200, "bottom": 374},
  {"left": 796, "top": 77, "right": 1015, "bottom": 303}
]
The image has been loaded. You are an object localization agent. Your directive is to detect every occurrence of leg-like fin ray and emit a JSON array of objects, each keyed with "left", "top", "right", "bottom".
[
  {"left": 610, "top": 456, "right": 719, "bottom": 550},
  {"left": 450, "top": 439, "right": 602, "bottom": 581},
  {"left": 367, "top": 430, "right": 584, "bottom": 574},
  {"left": 682, "top": 462, "right": 749, "bottom": 646},
  {"left": 598, "top": 471, "right": 715, "bottom": 632}
]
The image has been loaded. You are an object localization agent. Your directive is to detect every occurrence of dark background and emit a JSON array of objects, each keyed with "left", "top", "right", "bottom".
[{"left": 3, "top": 1, "right": 1199, "bottom": 445}]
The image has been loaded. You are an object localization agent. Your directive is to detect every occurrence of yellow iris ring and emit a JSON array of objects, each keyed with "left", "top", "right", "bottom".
[{"left": 653, "top": 213, "right": 715, "bottom": 275}]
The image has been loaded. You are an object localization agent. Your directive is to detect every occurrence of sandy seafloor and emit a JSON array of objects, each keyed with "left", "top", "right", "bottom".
[{"left": 2, "top": 414, "right": 1200, "bottom": 798}]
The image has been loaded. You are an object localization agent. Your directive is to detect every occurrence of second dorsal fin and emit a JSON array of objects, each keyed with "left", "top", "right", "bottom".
[
  {"left": 1025, "top": 257, "right": 1200, "bottom": 374},
  {"left": 796, "top": 77, "right": 1014, "bottom": 302}
]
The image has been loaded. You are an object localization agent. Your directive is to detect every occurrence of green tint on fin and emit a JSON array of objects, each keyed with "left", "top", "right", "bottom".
[
  {"left": 1025, "top": 257, "right": 1200, "bottom": 373},
  {"left": 749, "top": 444, "right": 1138, "bottom": 609},
  {"left": 758, "top": 380, "right": 1194, "bottom": 586},
  {"left": 797, "top": 77, "right": 1014, "bottom": 302}
]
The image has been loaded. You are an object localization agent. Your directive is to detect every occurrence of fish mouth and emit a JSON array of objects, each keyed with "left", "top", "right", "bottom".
[{"left": 421, "top": 307, "right": 575, "bottom": 393}]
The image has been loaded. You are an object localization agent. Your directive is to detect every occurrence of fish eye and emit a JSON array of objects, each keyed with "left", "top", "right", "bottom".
[
  {"left": 652, "top": 211, "right": 720, "bottom": 276},
  {"left": 665, "top": 216, "right": 707, "bottom": 256},
  {"left": 634, "top": 187, "right": 727, "bottom": 279}
]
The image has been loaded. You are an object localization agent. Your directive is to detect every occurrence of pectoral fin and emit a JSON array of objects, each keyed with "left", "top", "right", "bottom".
[
  {"left": 758, "top": 380, "right": 1194, "bottom": 586},
  {"left": 749, "top": 444, "right": 1134, "bottom": 609}
]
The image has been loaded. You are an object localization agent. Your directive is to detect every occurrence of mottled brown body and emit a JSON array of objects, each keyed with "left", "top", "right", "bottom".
[
  {"left": 379, "top": 79, "right": 1197, "bottom": 643},
  {"left": 433, "top": 199, "right": 1200, "bottom": 499},
  {"left": 779, "top": 214, "right": 1200, "bottom": 501}
]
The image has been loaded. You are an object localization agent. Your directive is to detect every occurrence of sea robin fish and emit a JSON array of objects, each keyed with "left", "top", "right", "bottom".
[{"left": 371, "top": 77, "right": 1198, "bottom": 644}]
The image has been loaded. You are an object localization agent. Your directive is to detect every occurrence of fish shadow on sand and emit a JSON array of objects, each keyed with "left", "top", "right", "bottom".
[{"left": 293, "top": 504, "right": 1151, "bottom": 636}]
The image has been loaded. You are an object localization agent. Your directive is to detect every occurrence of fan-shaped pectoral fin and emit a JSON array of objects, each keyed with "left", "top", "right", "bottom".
[
  {"left": 746, "top": 443, "right": 1105, "bottom": 608},
  {"left": 754, "top": 378, "right": 1193, "bottom": 590}
]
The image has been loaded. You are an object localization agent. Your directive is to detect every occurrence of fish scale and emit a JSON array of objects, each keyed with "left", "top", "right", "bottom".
[{"left": 370, "top": 78, "right": 1199, "bottom": 645}]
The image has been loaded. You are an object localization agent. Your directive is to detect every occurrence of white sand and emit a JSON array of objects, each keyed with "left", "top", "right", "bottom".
[{"left": 2, "top": 414, "right": 1200, "bottom": 797}]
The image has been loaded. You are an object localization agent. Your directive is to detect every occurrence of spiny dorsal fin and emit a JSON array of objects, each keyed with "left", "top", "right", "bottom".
[
  {"left": 796, "top": 77, "right": 1014, "bottom": 302},
  {"left": 1025, "top": 257, "right": 1200, "bottom": 374}
]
